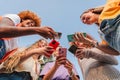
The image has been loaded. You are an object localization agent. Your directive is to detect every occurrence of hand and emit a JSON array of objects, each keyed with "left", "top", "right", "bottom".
[
  {"left": 30, "top": 46, "right": 54, "bottom": 57},
  {"left": 74, "top": 32, "right": 96, "bottom": 47},
  {"left": 75, "top": 47, "right": 85, "bottom": 59},
  {"left": 64, "top": 59, "right": 73, "bottom": 74},
  {"left": 37, "top": 26, "right": 57, "bottom": 39},
  {"left": 55, "top": 55, "right": 66, "bottom": 68}
]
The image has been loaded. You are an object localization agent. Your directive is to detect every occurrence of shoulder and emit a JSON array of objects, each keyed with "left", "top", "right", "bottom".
[{"left": 2, "top": 14, "right": 20, "bottom": 26}]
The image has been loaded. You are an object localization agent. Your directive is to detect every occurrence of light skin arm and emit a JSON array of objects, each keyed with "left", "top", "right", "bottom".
[
  {"left": 19, "top": 46, "right": 53, "bottom": 64},
  {"left": 42, "top": 64, "right": 59, "bottom": 80},
  {"left": 64, "top": 60, "right": 79, "bottom": 80},
  {"left": 96, "top": 43, "right": 119, "bottom": 55},
  {"left": 74, "top": 32, "right": 119, "bottom": 55},
  {"left": 43, "top": 55, "right": 66, "bottom": 80},
  {"left": 75, "top": 47, "right": 118, "bottom": 65}
]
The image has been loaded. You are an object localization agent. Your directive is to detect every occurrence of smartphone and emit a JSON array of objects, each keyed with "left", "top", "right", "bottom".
[
  {"left": 68, "top": 45, "right": 78, "bottom": 54},
  {"left": 58, "top": 47, "right": 67, "bottom": 57},
  {"left": 82, "top": 33, "right": 87, "bottom": 37},
  {"left": 67, "top": 34, "right": 75, "bottom": 42},
  {"left": 55, "top": 32, "right": 62, "bottom": 39},
  {"left": 48, "top": 40, "right": 60, "bottom": 57}
]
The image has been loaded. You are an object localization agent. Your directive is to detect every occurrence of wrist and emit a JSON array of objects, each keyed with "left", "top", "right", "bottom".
[
  {"left": 33, "top": 27, "right": 41, "bottom": 34},
  {"left": 54, "top": 63, "right": 60, "bottom": 69},
  {"left": 69, "top": 70, "right": 74, "bottom": 77},
  {"left": 90, "top": 41, "right": 99, "bottom": 47}
]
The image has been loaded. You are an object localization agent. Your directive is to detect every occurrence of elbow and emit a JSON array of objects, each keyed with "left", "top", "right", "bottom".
[
  {"left": 107, "top": 57, "right": 118, "bottom": 65},
  {"left": 112, "top": 59, "right": 118, "bottom": 65}
]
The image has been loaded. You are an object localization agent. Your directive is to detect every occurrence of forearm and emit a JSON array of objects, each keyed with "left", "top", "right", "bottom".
[
  {"left": 0, "top": 27, "right": 38, "bottom": 38},
  {"left": 43, "top": 65, "right": 59, "bottom": 80},
  {"left": 70, "top": 71, "right": 79, "bottom": 80},
  {"left": 84, "top": 48, "right": 118, "bottom": 65},
  {"left": 96, "top": 43, "right": 119, "bottom": 55},
  {"left": 19, "top": 50, "right": 38, "bottom": 64}
]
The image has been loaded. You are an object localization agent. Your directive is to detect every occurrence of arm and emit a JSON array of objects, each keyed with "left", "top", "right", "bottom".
[
  {"left": 0, "top": 26, "right": 39, "bottom": 38},
  {"left": 43, "top": 56, "right": 66, "bottom": 80},
  {"left": 0, "top": 26, "right": 57, "bottom": 39},
  {"left": 42, "top": 64, "right": 59, "bottom": 80},
  {"left": 0, "top": 18, "right": 56, "bottom": 39},
  {"left": 74, "top": 32, "right": 119, "bottom": 55},
  {"left": 96, "top": 43, "right": 120, "bottom": 55},
  {"left": 64, "top": 60, "right": 79, "bottom": 80},
  {"left": 1, "top": 46, "right": 53, "bottom": 73},
  {"left": 77, "top": 48, "right": 118, "bottom": 65},
  {"left": 19, "top": 46, "right": 53, "bottom": 64}
]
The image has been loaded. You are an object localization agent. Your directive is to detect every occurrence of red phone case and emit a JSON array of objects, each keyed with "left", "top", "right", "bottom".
[{"left": 46, "top": 40, "right": 60, "bottom": 57}]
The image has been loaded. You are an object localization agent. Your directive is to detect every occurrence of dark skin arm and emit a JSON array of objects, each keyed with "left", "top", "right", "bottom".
[
  {"left": 0, "top": 26, "right": 40, "bottom": 38},
  {"left": 0, "top": 17, "right": 56, "bottom": 39}
]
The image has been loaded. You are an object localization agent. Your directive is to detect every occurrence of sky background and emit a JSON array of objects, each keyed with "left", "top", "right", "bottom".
[{"left": 0, "top": 0, "right": 119, "bottom": 80}]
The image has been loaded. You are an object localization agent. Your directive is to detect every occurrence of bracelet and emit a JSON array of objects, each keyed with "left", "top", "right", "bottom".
[
  {"left": 94, "top": 42, "right": 99, "bottom": 47},
  {"left": 70, "top": 71, "right": 74, "bottom": 77},
  {"left": 90, "top": 41, "right": 99, "bottom": 47}
]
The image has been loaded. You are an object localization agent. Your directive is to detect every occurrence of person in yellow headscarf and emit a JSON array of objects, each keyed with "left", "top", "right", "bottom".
[{"left": 80, "top": 6, "right": 120, "bottom": 55}]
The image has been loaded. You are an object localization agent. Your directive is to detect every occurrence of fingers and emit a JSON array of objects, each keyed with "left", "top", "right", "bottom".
[
  {"left": 66, "top": 59, "right": 72, "bottom": 65},
  {"left": 73, "top": 32, "right": 79, "bottom": 41},
  {"left": 75, "top": 49, "right": 84, "bottom": 59},
  {"left": 56, "top": 56, "right": 66, "bottom": 65},
  {"left": 40, "top": 46, "right": 54, "bottom": 57},
  {"left": 74, "top": 32, "right": 82, "bottom": 42},
  {"left": 64, "top": 60, "right": 73, "bottom": 72},
  {"left": 39, "top": 26, "right": 57, "bottom": 39},
  {"left": 44, "top": 26, "right": 57, "bottom": 39}
]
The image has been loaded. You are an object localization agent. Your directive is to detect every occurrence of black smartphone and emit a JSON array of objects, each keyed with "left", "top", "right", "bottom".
[{"left": 68, "top": 45, "right": 78, "bottom": 54}]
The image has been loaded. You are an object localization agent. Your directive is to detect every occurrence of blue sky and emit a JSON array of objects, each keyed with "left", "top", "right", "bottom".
[{"left": 0, "top": 0, "right": 119, "bottom": 80}]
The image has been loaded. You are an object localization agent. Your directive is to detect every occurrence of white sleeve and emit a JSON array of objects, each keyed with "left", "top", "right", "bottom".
[
  {"left": 84, "top": 48, "right": 118, "bottom": 65},
  {"left": 2, "top": 14, "right": 20, "bottom": 26}
]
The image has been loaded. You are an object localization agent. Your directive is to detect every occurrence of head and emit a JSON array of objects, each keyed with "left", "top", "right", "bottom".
[
  {"left": 53, "top": 46, "right": 62, "bottom": 57},
  {"left": 18, "top": 10, "right": 41, "bottom": 27},
  {"left": 80, "top": 7, "right": 104, "bottom": 25},
  {"left": 38, "top": 39, "right": 48, "bottom": 47}
]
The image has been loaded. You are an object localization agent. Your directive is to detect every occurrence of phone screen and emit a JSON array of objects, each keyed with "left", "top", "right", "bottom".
[{"left": 68, "top": 45, "right": 78, "bottom": 54}]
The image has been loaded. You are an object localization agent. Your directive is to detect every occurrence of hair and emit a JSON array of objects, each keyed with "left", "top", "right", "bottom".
[
  {"left": 80, "top": 6, "right": 104, "bottom": 26},
  {"left": 18, "top": 10, "right": 41, "bottom": 26}
]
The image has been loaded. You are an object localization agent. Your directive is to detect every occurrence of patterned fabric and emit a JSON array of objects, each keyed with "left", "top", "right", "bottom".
[
  {"left": 78, "top": 48, "right": 120, "bottom": 80},
  {"left": 0, "top": 71, "right": 32, "bottom": 80},
  {"left": 86, "top": 64, "right": 120, "bottom": 80},
  {"left": 0, "top": 39, "right": 6, "bottom": 59}
]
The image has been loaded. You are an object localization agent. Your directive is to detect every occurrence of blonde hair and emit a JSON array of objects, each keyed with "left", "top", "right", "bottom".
[{"left": 18, "top": 10, "right": 41, "bottom": 26}]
